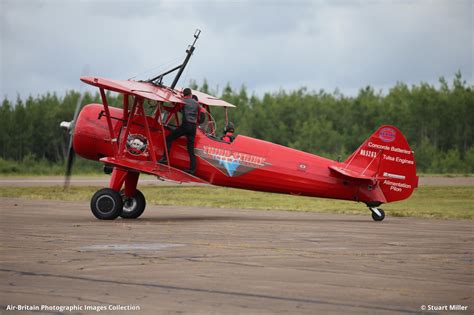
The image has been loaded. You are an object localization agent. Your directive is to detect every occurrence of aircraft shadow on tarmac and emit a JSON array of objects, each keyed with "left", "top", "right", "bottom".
[{"left": 118, "top": 215, "right": 368, "bottom": 224}]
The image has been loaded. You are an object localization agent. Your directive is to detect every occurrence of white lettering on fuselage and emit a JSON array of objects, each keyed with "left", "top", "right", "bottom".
[
  {"left": 367, "top": 142, "right": 413, "bottom": 155},
  {"left": 383, "top": 180, "right": 411, "bottom": 189},
  {"left": 382, "top": 154, "right": 414, "bottom": 165},
  {"left": 391, "top": 146, "right": 412, "bottom": 155},
  {"left": 383, "top": 179, "right": 412, "bottom": 193},
  {"left": 395, "top": 157, "right": 414, "bottom": 165},
  {"left": 359, "top": 149, "right": 377, "bottom": 158},
  {"left": 203, "top": 146, "right": 266, "bottom": 167},
  {"left": 368, "top": 142, "right": 390, "bottom": 151}
]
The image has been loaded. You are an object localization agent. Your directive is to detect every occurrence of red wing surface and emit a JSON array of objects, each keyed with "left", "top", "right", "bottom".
[
  {"left": 188, "top": 89, "right": 236, "bottom": 107},
  {"left": 81, "top": 77, "right": 184, "bottom": 104}
]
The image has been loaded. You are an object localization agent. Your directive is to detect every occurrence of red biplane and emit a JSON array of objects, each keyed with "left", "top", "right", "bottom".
[{"left": 61, "top": 30, "right": 418, "bottom": 221}]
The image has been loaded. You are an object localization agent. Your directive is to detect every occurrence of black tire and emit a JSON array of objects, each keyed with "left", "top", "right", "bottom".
[
  {"left": 120, "top": 189, "right": 146, "bottom": 219},
  {"left": 90, "top": 188, "right": 123, "bottom": 220},
  {"left": 371, "top": 208, "right": 385, "bottom": 222}
]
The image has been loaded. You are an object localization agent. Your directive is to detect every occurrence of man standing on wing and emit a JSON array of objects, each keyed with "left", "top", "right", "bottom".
[{"left": 159, "top": 88, "right": 198, "bottom": 175}]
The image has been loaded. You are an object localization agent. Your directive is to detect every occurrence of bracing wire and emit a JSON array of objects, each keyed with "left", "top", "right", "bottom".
[{"left": 127, "top": 54, "right": 186, "bottom": 81}]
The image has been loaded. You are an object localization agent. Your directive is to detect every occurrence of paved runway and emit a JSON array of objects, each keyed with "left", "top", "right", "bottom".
[{"left": 0, "top": 198, "right": 472, "bottom": 314}]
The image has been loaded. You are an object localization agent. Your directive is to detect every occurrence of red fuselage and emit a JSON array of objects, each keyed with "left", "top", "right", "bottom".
[{"left": 74, "top": 104, "right": 370, "bottom": 202}]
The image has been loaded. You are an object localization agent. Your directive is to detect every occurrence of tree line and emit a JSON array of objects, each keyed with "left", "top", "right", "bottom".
[{"left": 0, "top": 72, "right": 473, "bottom": 174}]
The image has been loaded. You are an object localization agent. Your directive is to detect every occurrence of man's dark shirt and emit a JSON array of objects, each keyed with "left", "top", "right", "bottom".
[
  {"left": 182, "top": 98, "right": 199, "bottom": 124},
  {"left": 163, "top": 96, "right": 199, "bottom": 173}
]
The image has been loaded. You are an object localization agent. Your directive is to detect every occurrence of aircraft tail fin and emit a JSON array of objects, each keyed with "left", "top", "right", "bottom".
[{"left": 340, "top": 125, "right": 418, "bottom": 203}]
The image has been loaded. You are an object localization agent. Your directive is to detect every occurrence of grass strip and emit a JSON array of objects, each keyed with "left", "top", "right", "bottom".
[{"left": 0, "top": 185, "right": 472, "bottom": 219}]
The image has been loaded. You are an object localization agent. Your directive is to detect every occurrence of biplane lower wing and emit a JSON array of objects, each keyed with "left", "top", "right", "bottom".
[{"left": 100, "top": 157, "right": 208, "bottom": 184}]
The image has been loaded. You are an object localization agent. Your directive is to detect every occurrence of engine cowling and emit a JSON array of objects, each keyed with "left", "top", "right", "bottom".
[{"left": 73, "top": 104, "right": 123, "bottom": 161}]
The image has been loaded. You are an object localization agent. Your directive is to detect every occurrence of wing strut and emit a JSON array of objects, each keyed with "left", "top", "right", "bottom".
[
  {"left": 156, "top": 102, "right": 171, "bottom": 168},
  {"left": 99, "top": 88, "right": 118, "bottom": 157}
]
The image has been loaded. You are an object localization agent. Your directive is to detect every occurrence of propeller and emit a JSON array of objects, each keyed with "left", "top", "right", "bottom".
[{"left": 60, "top": 92, "right": 84, "bottom": 189}]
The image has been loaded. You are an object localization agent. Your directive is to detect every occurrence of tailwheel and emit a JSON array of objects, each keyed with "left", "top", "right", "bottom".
[
  {"left": 370, "top": 207, "right": 385, "bottom": 222},
  {"left": 90, "top": 188, "right": 123, "bottom": 220},
  {"left": 120, "top": 189, "right": 146, "bottom": 219}
]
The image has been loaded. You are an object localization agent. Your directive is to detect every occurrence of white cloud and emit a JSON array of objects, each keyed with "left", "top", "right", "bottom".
[{"left": 1, "top": 0, "right": 472, "bottom": 100}]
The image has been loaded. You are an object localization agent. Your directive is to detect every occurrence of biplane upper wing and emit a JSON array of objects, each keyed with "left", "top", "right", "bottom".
[
  {"left": 81, "top": 77, "right": 185, "bottom": 104},
  {"left": 101, "top": 157, "right": 208, "bottom": 184},
  {"left": 81, "top": 77, "right": 237, "bottom": 108},
  {"left": 188, "top": 89, "right": 236, "bottom": 108}
]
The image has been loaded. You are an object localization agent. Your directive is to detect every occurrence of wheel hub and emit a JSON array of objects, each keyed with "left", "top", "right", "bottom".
[
  {"left": 370, "top": 207, "right": 382, "bottom": 217},
  {"left": 123, "top": 197, "right": 137, "bottom": 213},
  {"left": 96, "top": 195, "right": 115, "bottom": 214}
]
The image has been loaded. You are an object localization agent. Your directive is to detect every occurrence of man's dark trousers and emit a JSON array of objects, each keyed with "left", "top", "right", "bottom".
[{"left": 164, "top": 122, "right": 197, "bottom": 172}]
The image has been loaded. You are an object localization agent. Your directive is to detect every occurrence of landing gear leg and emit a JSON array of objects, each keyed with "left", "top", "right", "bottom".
[
  {"left": 120, "top": 171, "right": 146, "bottom": 219},
  {"left": 369, "top": 207, "right": 385, "bottom": 221}
]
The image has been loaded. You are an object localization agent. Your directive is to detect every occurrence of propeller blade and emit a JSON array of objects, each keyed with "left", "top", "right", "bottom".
[
  {"left": 64, "top": 145, "right": 75, "bottom": 189},
  {"left": 63, "top": 93, "right": 84, "bottom": 189}
]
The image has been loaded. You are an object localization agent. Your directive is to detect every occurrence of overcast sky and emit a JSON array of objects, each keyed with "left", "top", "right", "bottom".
[{"left": 1, "top": 0, "right": 472, "bottom": 100}]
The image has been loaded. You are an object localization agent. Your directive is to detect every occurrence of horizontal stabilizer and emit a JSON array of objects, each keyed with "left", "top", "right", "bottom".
[{"left": 328, "top": 165, "right": 389, "bottom": 181}]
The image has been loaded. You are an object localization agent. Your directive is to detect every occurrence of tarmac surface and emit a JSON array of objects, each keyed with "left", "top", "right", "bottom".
[{"left": 0, "top": 198, "right": 473, "bottom": 314}]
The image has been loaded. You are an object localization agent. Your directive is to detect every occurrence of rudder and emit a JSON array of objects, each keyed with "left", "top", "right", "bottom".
[{"left": 343, "top": 125, "right": 418, "bottom": 203}]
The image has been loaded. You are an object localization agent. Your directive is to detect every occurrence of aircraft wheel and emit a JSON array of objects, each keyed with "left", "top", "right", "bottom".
[
  {"left": 120, "top": 189, "right": 146, "bottom": 219},
  {"left": 370, "top": 208, "right": 385, "bottom": 222},
  {"left": 90, "top": 188, "right": 123, "bottom": 220}
]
